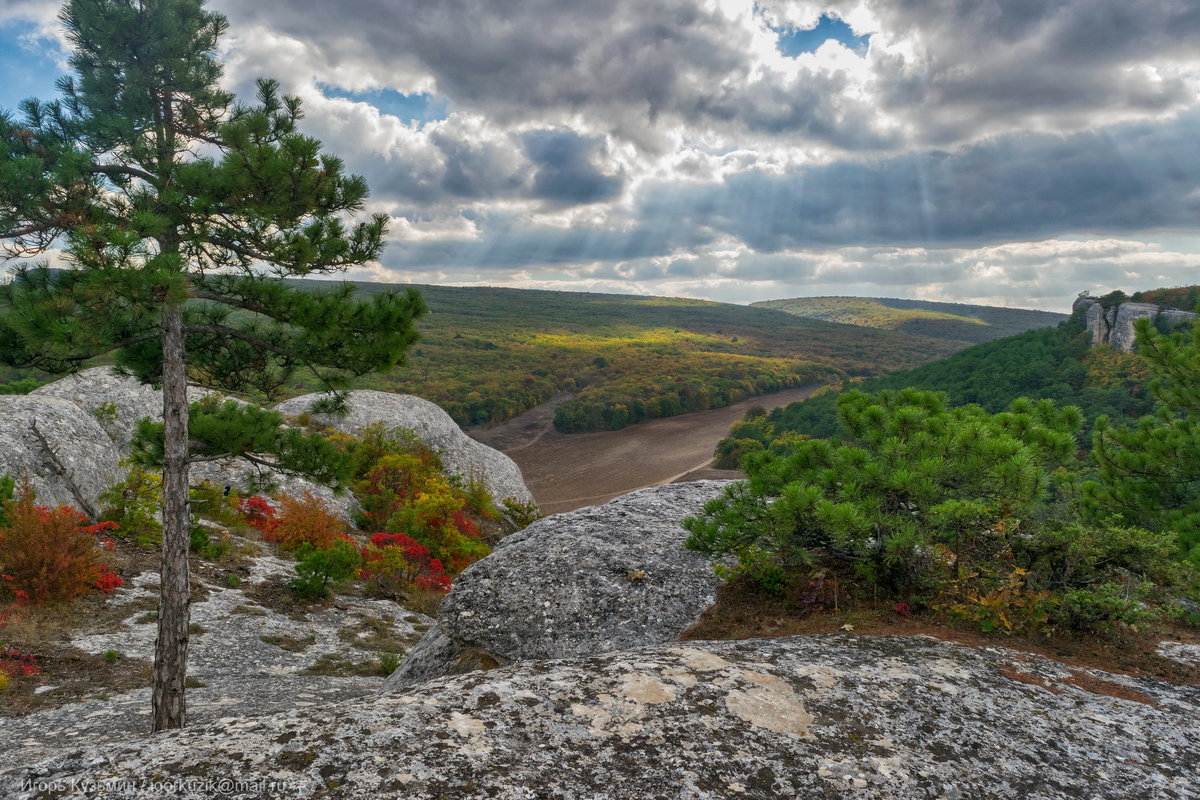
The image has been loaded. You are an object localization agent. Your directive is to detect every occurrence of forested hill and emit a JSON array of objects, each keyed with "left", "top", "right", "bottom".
[
  {"left": 338, "top": 283, "right": 973, "bottom": 431},
  {"left": 714, "top": 311, "right": 1155, "bottom": 465},
  {"left": 751, "top": 296, "right": 1066, "bottom": 345},
  {"left": 0, "top": 281, "right": 982, "bottom": 432}
]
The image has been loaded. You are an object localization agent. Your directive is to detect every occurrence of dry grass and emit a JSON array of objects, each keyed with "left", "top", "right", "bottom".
[{"left": 683, "top": 579, "right": 1200, "bottom": 685}]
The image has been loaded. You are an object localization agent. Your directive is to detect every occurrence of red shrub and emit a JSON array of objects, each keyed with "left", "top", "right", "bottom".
[
  {"left": 271, "top": 492, "right": 345, "bottom": 554},
  {"left": 0, "top": 485, "right": 122, "bottom": 605},
  {"left": 360, "top": 532, "right": 452, "bottom": 596}
]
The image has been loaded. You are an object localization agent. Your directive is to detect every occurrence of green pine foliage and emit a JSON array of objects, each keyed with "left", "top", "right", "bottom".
[
  {"left": 1084, "top": 311, "right": 1200, "bottom": 562},
  {"left": 686, "top": 388, "right": 1082, "bottom": 596}
]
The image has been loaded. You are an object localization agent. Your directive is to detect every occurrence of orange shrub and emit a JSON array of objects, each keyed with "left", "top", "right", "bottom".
[
  {"left": 272, "top": 492, "right": 345, "bottom": 554},
  {"left": 0, "top": 484, "right": 121, "bottom": 604}
]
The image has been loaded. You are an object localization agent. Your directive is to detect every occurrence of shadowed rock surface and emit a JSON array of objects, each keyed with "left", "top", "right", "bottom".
[
  {"left": 385, "top": 481, "right": 730, "bottom": 688},
  {"left": 275, "top": 390, "right": 534, "bottom": 506},
  {"left": 5, "top": 635, "right": 1197, "bottom": 799},
  {"left": 0, "top": 394, "right": 121, "bottom": 512}
]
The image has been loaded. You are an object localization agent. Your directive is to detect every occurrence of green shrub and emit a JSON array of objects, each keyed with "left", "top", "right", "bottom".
[
  {"left": 1052, "top": 582, "right": 1160, "bottom": 632},
  {"left": 100, "top": 463, "right": 163, "bottom": 546},
  {"left": 289, "top": 539, "right": 361, "bottom": 601},
  {"left": 687, "top": 389, "right": 1082, "bottom": 599}
]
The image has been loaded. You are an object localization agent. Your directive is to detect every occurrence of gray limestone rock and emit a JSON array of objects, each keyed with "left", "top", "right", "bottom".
[
  {"left": 1158, "top": 308, "right": 1197, "bottom": 333},
  {"left": 1086, "top": 301, "right": 1110, "bottom": 347},
  {"left": 274, "top": 390, "right": 534, "bottom": 505},
  {"left": 5, "top": 635, "right": 1198, "bottom": 799},
  {"left": 0, "top": 561, "right": 431, "bottom": 773},
  {"left": 0, "top": 394, "right": 121, "bottom": 513},
  {"left": 1110, "top": 302, "right": 1160, "bottom": 352},
  {"left": 384, "top": 481, "right": 730, "bottom": 689},
  {"left": 29, "top": 367, "right": 162, "bottom": 451}
]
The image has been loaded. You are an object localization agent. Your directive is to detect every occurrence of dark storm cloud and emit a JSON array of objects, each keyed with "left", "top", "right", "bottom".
[
  {"left": 221, "top": 0, "right": 1200, "bottom": 155},
  {"left": 636, "top": 111, "right": 1200, "bottom": 252},
  {"left": 522, "top": 129, "right": 624, "bottom": 205}
]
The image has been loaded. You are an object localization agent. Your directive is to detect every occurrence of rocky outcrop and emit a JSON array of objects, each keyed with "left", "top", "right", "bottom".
[
  {"left": 385, "top": 481, "right": 730, "bottom": 688},
  {"left": 6, "top": 634, "right": 1198, "bottom": 799},
  {"left": 29, "top": 367, "right": 162, "bottom": 450},
  {"left": 0, "top": 394, "right": 121, "bottom": 514},
  {"left": 25, "top": 369, "right": 356, "bottom": 517},
  {"left": 274, "top": 390, "right": 534, "bottom": 505},
  {"left": 1076, "top": 295, "right": 1196, "bottom": 352},
  {"left": 0, "top": 554, "right": 431, "bottom": 774}
]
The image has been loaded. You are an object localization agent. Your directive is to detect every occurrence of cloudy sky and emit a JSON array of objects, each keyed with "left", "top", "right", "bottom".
[{"left": 3, "top": 0, "right": 1200, "bottom": 311}]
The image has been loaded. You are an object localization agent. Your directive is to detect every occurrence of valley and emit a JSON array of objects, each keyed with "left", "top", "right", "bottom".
[{"left": 472, "top": 384, "right": 821, "bottom": 514}]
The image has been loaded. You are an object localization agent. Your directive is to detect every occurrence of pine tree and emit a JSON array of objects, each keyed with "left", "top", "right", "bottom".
[
  {"left": 0, "top": 0, "right": 425, "bottom": 731},
  {"left": 1086, "top": 313, "right": 1200, "bottom": 562}
]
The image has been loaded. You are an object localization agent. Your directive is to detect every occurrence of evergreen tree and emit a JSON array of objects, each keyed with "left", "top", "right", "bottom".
[
  {"left": 1085, "top": 313, "right": 1200, "bottom": 561},
  {"left": 685, "top": 388, "right": 1081, "bottom": 593},
  {"left": 0, "top": 0, "right": 424, "bottom": 731}
]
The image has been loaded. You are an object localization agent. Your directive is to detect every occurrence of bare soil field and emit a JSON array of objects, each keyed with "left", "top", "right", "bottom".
[{"left": 471, "top": 385, "right": 821, "bottom": 515}]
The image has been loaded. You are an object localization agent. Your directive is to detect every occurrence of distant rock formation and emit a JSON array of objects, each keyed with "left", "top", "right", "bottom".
[
  {"left": 7, "top": 634, "right": 1197, "bottom": 799},
  {"left": 275, "top": 390, "right": 534, "bottom": 506},
  {"left": 385, "top": 481, "right": 729, "bottom": 688},
  {"left": 1075, "top": 294, "right": 1196, "bottom": 352}
]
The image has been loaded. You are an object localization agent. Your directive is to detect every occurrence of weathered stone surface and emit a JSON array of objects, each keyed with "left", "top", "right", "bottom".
[
  {"left": 0, "top": 394, "right": 122, "bottom": 512},
  {"left": 30, "top": 367, "right": 162, "bottom": 450},
  {"left": 1110, "top": 302, "right": 1160, "bottom": 352},
  {"left": 274, "top": 390, "right": 534, "bottom": 505},
  {"left": 1086, "top": 301, "right": 1110, "bottom": 347},
  {"left": 0, "top": 556, "right": 431, "bottom": 773},
  {"left": 1158, "top": 308, "right": 1198, "bottom": 332},
  {"left": 6, "top": 635, "right": 1198, "bottom": 799},
  {"left": 385, "top": 481, "right": 730, "bottom": 689}
]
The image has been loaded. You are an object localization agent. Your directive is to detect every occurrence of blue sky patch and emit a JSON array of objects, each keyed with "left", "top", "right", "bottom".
[
  {"left": 0, "top": 23, "right": 66, "bottom": 114},
  {"left": 774, "top": 13, "right": 869, "bottom": 57},
  {"left": 319, "top": 85, "right": 449, "bottom": 126}
]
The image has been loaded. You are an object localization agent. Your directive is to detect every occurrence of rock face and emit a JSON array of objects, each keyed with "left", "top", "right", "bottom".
[
  {"left": 29, "top": 366, "right": 162, "bottom": 450},
  {"left": 1077, "top": 296, "right": 1197, "bottom": 352},
  {"left": 1109, "top": 302, "right": 1162, "bottom": 352},
  {"left": 274, "top": 390, "right": 534, "bottom": 505},
  {"left": 0, "top": 394, "right": 121, "bottom": 513},
  {"left": 385, "top": 481, "right": 730, "bottom": 689},
  {"left": 6, "top": 635, "right": 1198, "bottom": 800}
]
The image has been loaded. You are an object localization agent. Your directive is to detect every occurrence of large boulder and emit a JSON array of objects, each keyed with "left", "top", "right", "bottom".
[
  {"left": 0, "top": 394, "right": 122, "bottom": 513},
  {"left": 6, "top": 635, "right": 1197, "bottom": 799},
  {"left": 385, "top": 481, "right": 730, "bottom": 688},
  {"left": 30, "top": 367, "right": 161, "bottom": 451},
  {"left": 1110, "top": 302, "right": 1161, "bottom": 352},
  {"left": 274, "top": 390, "right": 534, "bottom": 506}
]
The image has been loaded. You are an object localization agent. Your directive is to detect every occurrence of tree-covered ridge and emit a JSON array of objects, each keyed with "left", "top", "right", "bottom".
[
  {"left": 299, "top": 282, "right": 967, "bottom": 430},
  {"left": 752, "top": 296, "right": 1067, "bottom": 345},
  {"left": 727, "top": 312, "right": 1153, "bottom": 451},
  {"left": 1130, "top": 285, "right": 1200, "bottom": 311}
]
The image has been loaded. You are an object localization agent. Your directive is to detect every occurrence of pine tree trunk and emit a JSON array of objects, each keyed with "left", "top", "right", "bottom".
[{"left": 152, "top": 302, "right": 191, "bottom": 732}]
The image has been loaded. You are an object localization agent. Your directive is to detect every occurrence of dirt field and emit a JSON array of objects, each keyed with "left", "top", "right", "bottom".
[{"left": 470, "top": 386, "right": 821, "bottom": 515}]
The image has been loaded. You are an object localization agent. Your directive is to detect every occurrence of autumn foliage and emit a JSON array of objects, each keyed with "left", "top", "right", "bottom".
[{"left": 0, "top": 484, "right": 123, "bottom": 604}]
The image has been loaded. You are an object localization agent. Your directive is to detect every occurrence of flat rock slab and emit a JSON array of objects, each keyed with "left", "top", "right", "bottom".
[
  {"left": 5, "top": 635, "right": 1197, "bottom": 799},
  {"left": 0, "top": 563, "right": 430, "bottom": 773},
  {"left": 386, "top": 481, "right": 730, "bottom": 688}
]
